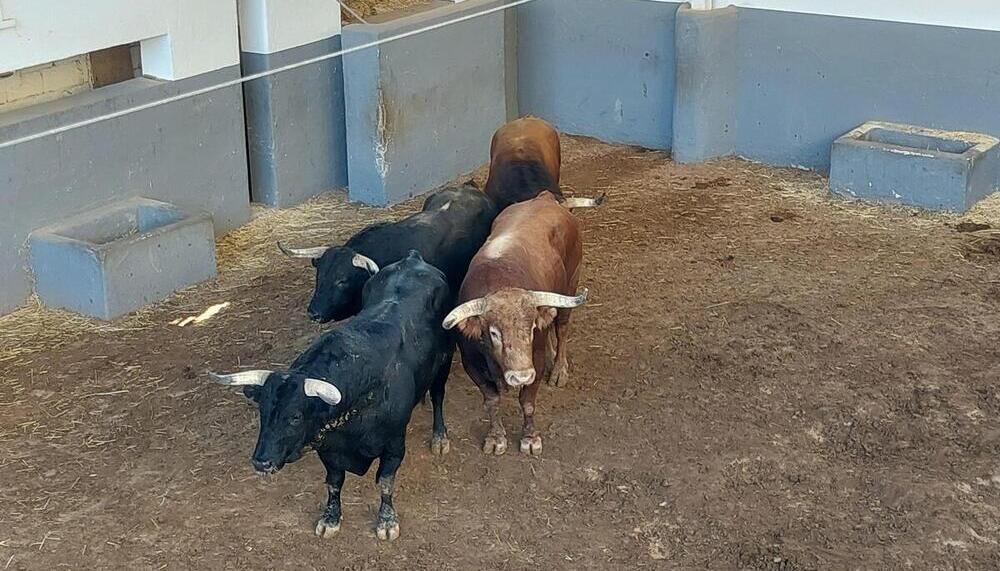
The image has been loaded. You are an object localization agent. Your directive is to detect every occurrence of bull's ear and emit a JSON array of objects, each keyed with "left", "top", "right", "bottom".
[
  {"left": 456, "top": 316, "right": 483, "bottom": 340},
  {"left": 243, "top": 385, "right": 262, "bottom": 402},
  {"left": 303, "top": 378, "right": 342, "bottom": 406}
]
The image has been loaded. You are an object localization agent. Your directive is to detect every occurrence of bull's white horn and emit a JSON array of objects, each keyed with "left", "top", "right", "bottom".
[
  {"left": 208, "top": 370, "right": 273, "bottom": 386},
  {"left": 303, "top": 378, "right": 342, "bottom": 406},
  {"left": 563, "top": 193, "right": 607, "bottom": 209},
  {"left": 351, "top": 253, "right": 380, "bottom": 274},
  {"left": 526, "top": 288, "right": 589, "bottom": 309},
  {"left": 277, "top": 241, "right": 329, "bottom": 259},
  {"left": 442, "top": 298, "right": 489, "bottom": 330}
]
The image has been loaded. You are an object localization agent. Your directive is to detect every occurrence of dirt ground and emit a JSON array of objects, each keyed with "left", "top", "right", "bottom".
[{"left": 4, "top": 136, "right": 1000, "bottom": 570}]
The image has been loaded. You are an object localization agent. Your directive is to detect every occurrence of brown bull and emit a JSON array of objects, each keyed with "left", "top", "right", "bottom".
[
  {"left": 484, "top": 117, "right": 606, "bottom": 211},
  {"left": 484, "top": 117, "right": 563, "bottom": 210},
  {"left": 443, "top": 191, "right": 587, "bottom": 456}
]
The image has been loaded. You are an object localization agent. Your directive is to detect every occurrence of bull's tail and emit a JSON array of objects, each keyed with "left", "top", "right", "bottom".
[{"left": 563, "top": 193, "right": 607, "bottom": 210}]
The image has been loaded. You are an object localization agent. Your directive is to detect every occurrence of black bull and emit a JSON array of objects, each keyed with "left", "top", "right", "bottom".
[
  {"left": 280, "top": 183, "right": 497, "bottom": 323},
  {"left": 209, "top": 252, "right": 454, "bottom": 541}
]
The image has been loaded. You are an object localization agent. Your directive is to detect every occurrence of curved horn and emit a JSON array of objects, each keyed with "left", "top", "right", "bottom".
[
  {"left": 277, "top": 241, "right": 329, "bottom": 259},
  {"left": 563, "top": 193, "right": 607, "bottom": 209},
  {"left": 208, "top": 370, "right": 273, "bottom": 386},
  {"left": 526, "top": 288, "right": 589, "bottom": 309},
  {"left": 303, "top": 378, "right": 342, "bottom": 406},
  {"left": 351, "top": 253, "right": 379, "bottom": 274},
  {"left": 442, "top": 298, "right": 489, "bottom": 330}
]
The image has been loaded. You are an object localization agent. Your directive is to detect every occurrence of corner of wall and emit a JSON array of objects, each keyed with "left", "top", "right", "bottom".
[{"left": 671, "top": 4, "right": 738, "bottom": 163}]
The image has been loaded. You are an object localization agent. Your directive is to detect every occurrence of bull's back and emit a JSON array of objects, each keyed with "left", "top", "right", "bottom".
[
  {"left": 349, "top": 193, "right": 496, "bottom": 288},
  {"left": 461, "top": 194, "right": 580, "bottom": 300},
  {"left": 485, "top": 118, "right": 562, "bottom": 209}
]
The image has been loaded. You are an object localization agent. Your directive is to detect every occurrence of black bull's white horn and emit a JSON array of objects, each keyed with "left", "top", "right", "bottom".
[
  {"left": 277, "top": 241, "right": 329, "bottom": 259},
  {"left": 303, "top": 378, "right": 343, "bottom": 406},
  {"left": 208, "top": 370, "right": 273, "bottom": 386},
  {"left": 351, "top": 253, "right": 379, "bottom": 274},
  {"left": 441, "top": 289, "right": 589, "bottom": 330},
  {"left": 563, "top": 193, "right": 607, "bottom": 209}
]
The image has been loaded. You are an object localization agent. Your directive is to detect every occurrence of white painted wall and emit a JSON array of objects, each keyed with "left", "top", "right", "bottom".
[
  {"left": 238, "top": 0, "right": 341, "bottom": 55},
  {"left": 0, "top": 0, "right": 239, "bottom": 80},
  {"left": 685, "top": 0, "right": 1000, "bottom": 32}
]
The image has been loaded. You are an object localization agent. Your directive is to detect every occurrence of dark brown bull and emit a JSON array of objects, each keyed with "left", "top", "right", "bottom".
[
  {"left": 443, "top": 191, "right": 587, "bottom": 456},
  {"left": 484, "top": 117, "right": 604, "bottom": 211}
]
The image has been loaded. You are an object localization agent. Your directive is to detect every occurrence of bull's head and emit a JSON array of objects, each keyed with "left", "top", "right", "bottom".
[
  {"left": 442, "top": 288, "right": 587, "bottom": 387},
  {"left": 209, "top": 370, "right": 342, "bottom": 474},
  {"left": 278, "top": 242, "right": 379, "bottom": 322}
]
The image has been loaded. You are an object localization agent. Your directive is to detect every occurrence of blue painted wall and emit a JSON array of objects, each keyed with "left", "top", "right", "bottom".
[
  {"left": 342, "top": 0, "right": 509, "bottom": 206},
  {"left": 517, "top": 0, "right": 683, "bottom": 150},
  {"left": 673, "top": 6, "right": 1000, "bottom": 172},
  {"left": 242, "top": 36, "right": 349, "bottom": 208}
]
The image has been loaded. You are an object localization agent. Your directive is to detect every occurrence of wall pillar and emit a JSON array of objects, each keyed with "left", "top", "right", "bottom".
[{"left": 238, "top": 0, "right": 347, "bottom": 207}]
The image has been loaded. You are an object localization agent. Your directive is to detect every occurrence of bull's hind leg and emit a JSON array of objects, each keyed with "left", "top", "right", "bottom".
[
  {"left": 429, "top": 350, "right": 452, "bottom": 455},
  {"left": 374, "top": 443, "right": 404, "bottom": 541},
  {"left": 549, "top": 311, "right": 573, "bottom": 387},
  {"left": 315, "top": 458, "right": 346, "bottom": 538}
]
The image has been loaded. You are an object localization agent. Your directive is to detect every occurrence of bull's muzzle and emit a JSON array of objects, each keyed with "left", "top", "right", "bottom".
[
  {"left": 252, "top": 458, "right": 278, "bottom": 475},
  {"left": 504, "top": 369, "right": 536, "bottom": 387}
]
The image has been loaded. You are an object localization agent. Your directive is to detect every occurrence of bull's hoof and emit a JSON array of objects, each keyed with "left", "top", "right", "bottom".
[
  {"left": 315, "top": 516, "right": 342, "bottom": 538},
  {"left": 483, "top": 435, "right": 508, "bottom": 455},
  {"left": 520, "top": 436, "right": 543, "bottom": 456},
  {"left": 431, "top": 434, "right": 451, "bottom": 456},
  {"left": 548, "top": 364, "right": 570, "bottom": 387},
  {"left": 376, "top": 519, "right": 400, "bottom": 541}
]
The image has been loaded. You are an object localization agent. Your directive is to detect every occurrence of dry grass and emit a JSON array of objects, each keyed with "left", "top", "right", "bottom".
[{"left": 0, "top": 191, "right": 425, "bottom": 373}]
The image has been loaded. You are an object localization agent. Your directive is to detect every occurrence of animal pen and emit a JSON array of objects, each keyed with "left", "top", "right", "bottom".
[{"left": 2, "top": 0, "right": 1000, "bottom": 569}]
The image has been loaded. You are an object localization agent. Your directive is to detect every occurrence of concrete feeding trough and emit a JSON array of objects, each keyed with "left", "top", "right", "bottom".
[
  {"left": 830, "top": 121, "right": 1000, "bottom": 212},
  {"left": 29, "top": 197, "right": 217, "bottom": 320}
]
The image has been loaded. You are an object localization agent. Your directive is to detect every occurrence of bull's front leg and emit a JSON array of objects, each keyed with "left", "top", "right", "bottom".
[
  {"left": 429, "top": 352, "right": 451, "bottom": 455},
  {"left": 375, "top": 445, "right": 404, "bottom": 541},
  {"left": 461, "top": 344, "right": 507, "bottom": 455},
  {"left": 549, "top": 314, "right": 573, "bottom": 387},
  {"left": 316, "top": 456, "right": 346, "bottom": 538},
  {"left": 482, "top": 389, "right": 508, "bottom": 455},
  {"left": 519, "top": 341, "right": 547, "bottom": 455}
]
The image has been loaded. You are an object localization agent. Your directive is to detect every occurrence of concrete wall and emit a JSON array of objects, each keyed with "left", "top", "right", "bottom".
[
  {"left": 689, "top": 0, "right": 1000, "bottom": 32},
  {"left": 242, "top": 37, "right": 349, "bottom": 207},
  {"left": 0, "top": 0, "right": 239, "bottom": 80},
  {"left": 0, "top": 69, "right": 250, "bottom": 314},
  {"left": 672, "top": 6, "right": 737, "bottom": 163},
  {"left": 238, "top": 0, "right": 342, "bottom": 54},
  {"left": 342, "top": 0, "right": 509, "bottom": 206},
  {"left": 239, "top": 0, "right": 347, "bottom": 208},
  {"left": 517, "top": 0, "right": 683, "bottom": 150},
  {"left": 672, "top": 5, "right": 1000, "bottom": 173}
]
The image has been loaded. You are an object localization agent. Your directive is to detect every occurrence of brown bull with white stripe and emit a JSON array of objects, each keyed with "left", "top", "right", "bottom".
[
  {"left": 485, "top": 117, "right": 605, "bottom": 211},
  {"left": 443, "top": 191, "right": 587, "bottom": 456}
]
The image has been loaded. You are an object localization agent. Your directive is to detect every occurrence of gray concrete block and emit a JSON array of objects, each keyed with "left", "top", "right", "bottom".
[
  {"left": 672, "top": 5, "right": 738, "bottom": 163},
  {"left": 830, "top": 121, "right": 1000, "bottom": 211},
  {"left": 242, "top": 36, "right": 349, "bottom": 208},
  {"left": 342, "top": 0, "right": 508, "bottom": 206},
  {"left": 29, "top": 198, "right": 217, "bottom": 320}
]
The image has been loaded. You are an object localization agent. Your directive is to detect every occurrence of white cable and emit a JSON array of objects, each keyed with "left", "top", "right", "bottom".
[{"left": 0, "top": 0, "right": 535, "bottom": 151}]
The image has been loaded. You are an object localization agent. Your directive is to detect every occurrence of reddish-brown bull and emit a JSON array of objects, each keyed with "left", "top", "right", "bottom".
[
  {"left": 484, "top": 117, "right": 563, "bottom": 210},
  {"left": 443, "top": 191, "right": 588, "bottom": 456}
]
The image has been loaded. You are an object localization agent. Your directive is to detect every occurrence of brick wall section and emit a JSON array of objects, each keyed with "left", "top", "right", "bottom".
[{"left": 0, "top": 56, "right": 93, "bottom": 112}]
